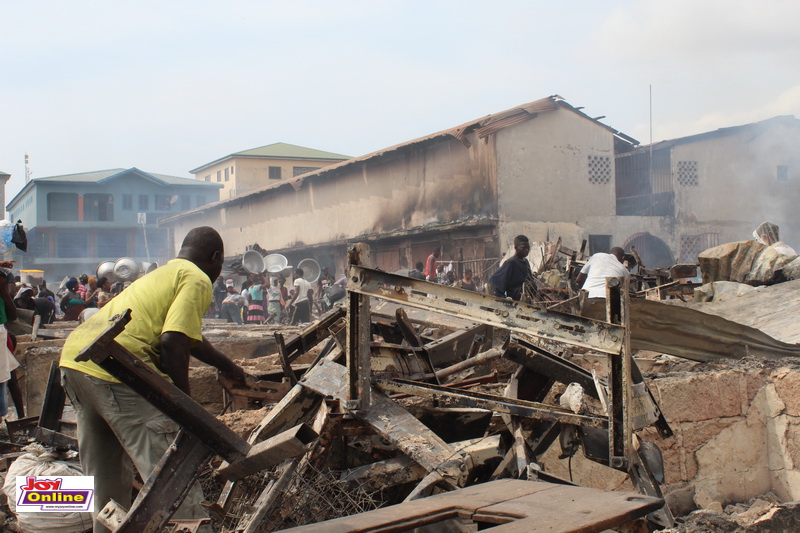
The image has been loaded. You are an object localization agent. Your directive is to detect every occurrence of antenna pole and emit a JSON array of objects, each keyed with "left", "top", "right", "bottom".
[{"left": 649, "top": 85, "right": 653, "bottom": 192}]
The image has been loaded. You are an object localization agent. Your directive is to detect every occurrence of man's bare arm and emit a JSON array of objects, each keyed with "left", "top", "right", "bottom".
[
  {"left": 192, "top": 336, "right": 246, "bottom": 383},
  {"left": 159, "top": 331, "right": 192, "bottom": 394}
]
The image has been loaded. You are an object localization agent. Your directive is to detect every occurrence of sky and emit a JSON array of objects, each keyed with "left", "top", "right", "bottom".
[{"left": 2, "top": 0, "right": 799, "bottom": 210}]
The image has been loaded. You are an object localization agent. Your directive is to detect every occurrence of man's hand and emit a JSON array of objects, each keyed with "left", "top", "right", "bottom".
[{"left": 220, "top": 363, "right": 247, "bottom": 385}]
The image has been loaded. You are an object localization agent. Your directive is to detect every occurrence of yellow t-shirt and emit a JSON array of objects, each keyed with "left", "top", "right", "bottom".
[{"left": 59, "top": 259, "right": 212, "bottom": 383}]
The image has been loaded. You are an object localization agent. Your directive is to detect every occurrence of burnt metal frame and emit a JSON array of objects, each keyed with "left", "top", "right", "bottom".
[{"left": 343, "top": 260, "right": 634, "bottom": 469}]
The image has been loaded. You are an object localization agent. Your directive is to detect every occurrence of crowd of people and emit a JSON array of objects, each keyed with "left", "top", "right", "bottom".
[
  {"left": 3, "top": 273, "right": 120, "bottom": 325},
  {"left": 211, "top": 266, "right": 345, "bottom": 326},
  {"left": 415, "top": 248, "right": 485, "bottom": 292}
]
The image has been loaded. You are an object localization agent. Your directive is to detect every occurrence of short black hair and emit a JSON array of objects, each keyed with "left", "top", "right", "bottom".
[
  {"left": 180, "top": 226, "right": 223, "bottom": 258},
  {"left": 415, "top": 261, "right": 424, "bottom": 270},
  {"left": 295, "top": 268, "right": 304, "bottom": 277},
  {"left": 514, "top": 235, "right": 529, "bottom": 245}
]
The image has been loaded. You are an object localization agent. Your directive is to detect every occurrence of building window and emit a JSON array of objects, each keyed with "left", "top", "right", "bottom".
[
  {"left": 216, "top": 170, "right": 221, "bottom": 182},
  {"left": 195, "top": 195, "right": 206, "bottom": 208},
  {"left": 155, "top": 195, "right": 172, "bottom": 211},
  {"left": 588, "top": 235, "right": 612, "bottom": 255},
  {"left": 204, "top": 175, "right": 211, "bottom": 182},
  {"left": 680, "top": 233, "right": 720, "bottom": 263},
  {"left": 224, "top": 168, "right": 229, "bottom": 182},
  {"left": 269, "top": 166, "right": 281, "bottom": 180},
  {"left": 84, "top": 193, "right": 114, "bottom": 222},
  {"left": 122, "top": 194, "right": 133, "bottom": 211},
  {"left": 47, "top": 193, "right": 79, "bottom": 221},
  {"left": 138, "top": 194, "right": 149, "bottom": 210},
  {"left": 777, "top": 165, "right": 789, "bottom": 182},
  {"left": 293, "top": 166, "right": 321, "bottom": 177},
  {"left": 95, "top": 230, "right": 129, "bottom": 258},
  {"left": 180, "top": 195, "right": 191, "bottom": 210},
  {"left": 57, "top": 231, "right": 88, "bottom": 258},
  {"left": 677, "top": 161, "right": 699, "bottom": 186},
  {"left": 588, "top": 155, "right": 611, "bottom": 184},
  {"left": 231, "top": 166, "right": 235, "bottom": 175}
]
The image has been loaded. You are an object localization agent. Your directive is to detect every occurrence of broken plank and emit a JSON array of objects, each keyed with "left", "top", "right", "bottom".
[
  {"left": 283, "top": 307, "right": 346, "bottom": 363},
  {"left": 375, "top": 378, "right": 608, "bottom": 429},
  {"left": 217, "top": 423, "right": 317, "bottom": 482},
  {"left": 301, "top": 359, "right": 464, "bottom": 486},
  {"left": 104, "top": 429, "right": 213, "bottom": 533}
]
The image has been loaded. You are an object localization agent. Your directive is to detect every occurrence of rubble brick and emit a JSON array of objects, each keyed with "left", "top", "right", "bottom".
[
  {"left": 653, "top": 370, "right": 744, "bottom": 423},
  {"left": 772, "top": 370, "right": 800, "bottom": 417}
]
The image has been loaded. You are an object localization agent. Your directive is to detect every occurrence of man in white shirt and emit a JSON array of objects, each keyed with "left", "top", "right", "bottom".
[
  {"left": 575, "top": 247, "right": 630, "bottom": 299},
  {"left": 289, "top": 268, "right": 314, "bottom": 324}
]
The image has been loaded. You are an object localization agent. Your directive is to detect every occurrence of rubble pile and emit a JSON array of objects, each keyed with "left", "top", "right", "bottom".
[{"left": 0, "top": 240, "right": 799, "bottom": 532}]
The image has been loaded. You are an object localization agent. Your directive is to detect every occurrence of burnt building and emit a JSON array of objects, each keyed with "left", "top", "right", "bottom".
[
  {"left": 161, "top": 96, "right": 637, "bottom": 276},
  {"left": 160, "top": 97, "right": 800, "bottom": 275}
]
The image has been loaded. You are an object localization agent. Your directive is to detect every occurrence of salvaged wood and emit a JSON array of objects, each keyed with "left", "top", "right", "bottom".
[
  {"left": 374, "top": 378, "right": 608, "bottom": 429},
  {"left": 301, "top": 359, "right": 465, "bottom": 488},
  {"left": 282, "top": 307, "right": 346, "bottom": 363},
  {"left": 277, "top": 479, "right": 663, "bottom": 532},
  {"left": 98, "top": 429, "right": 212, "bottom": 533},
  {"left": 38, "top": 361, "right": 66, "bottom": 431},
  {"left": 217, "top": 423, "right": 318, "bottom": 482}
]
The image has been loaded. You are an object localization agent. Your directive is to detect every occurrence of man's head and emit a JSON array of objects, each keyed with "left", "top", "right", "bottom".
[
  {"left": 16, "top": 286, "right": 33, "bottom": 300},
  {"left": 432, "top": 247, "right": 441, "bottom": 258},
  {"left": 514, "top": 235, "right": 530, "bottom": 259},
  {"left": 79, "top": 274, "right": 89, "bottom": 284},
  {"left": 226, "top": 286, "right": 237, "bottom": 294},
  {"left": 295, "top": 268, "right": 304, "bottom": 279},
  {"left": 66, "top": 278, "right": 79, "bottom": 291},
  {"left": 464, "top": 269, "right": 473, "bottom": 281},
  {"left": 178, "top": 227, "right": 224, "bottom": 281},
  {"left": 415, "top": 261, "right": 424, "bottom": 272},
  {"left": 610, "top": 247, "right": 625, "bottom": 262}
]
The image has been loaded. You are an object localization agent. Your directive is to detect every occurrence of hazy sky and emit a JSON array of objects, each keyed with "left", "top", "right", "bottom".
[{"left": 2, "top": 1, "right": 799, "bottom": 209}]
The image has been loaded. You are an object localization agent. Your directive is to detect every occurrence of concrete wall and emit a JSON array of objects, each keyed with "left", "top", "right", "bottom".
[
  {"left": 671, "top": 122, "right": 800, "bottom": 250},
  {"left": 538, "top": 364, "right": 800, "bottom": 516},
  {"left": 494, "top": 107, "right": 620, "bottom": 252},
  {"left": 196, "top": 157, "right": 346, "bottom": 200},
  {"left": 496, "top": 114, "right": 800, "bottom": 264},
  {"left": 172, "top": 134, "right": 498, "bottom": 259}
]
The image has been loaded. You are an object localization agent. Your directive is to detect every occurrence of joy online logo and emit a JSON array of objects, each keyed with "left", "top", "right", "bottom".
[{"left": 16, "top": 476, "right": 94, "bottom": 513}]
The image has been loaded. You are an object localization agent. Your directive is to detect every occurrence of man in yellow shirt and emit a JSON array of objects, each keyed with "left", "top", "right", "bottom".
[{"left": 60, "top": 226, "right": 245, "bottom": 532}]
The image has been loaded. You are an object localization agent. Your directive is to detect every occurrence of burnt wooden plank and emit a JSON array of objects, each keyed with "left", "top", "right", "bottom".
[
  {"left": 217, "top": 423, "right": 317, "bottom": 482},
  {"left": 375, "top": 378, "right": 608, "bottom": 429},
  {"left": 278, "top": 480, "right": 661, "bottom": 533},
  {"left": 105, "top": 430, "right": 212, "bottom": 533},
  {"left": 38, "top": 361, "right": 66, "bottom": 431},
  {"left": 283, "top": 307, "right": 346, "bottom": 363},
  {"left": 81, "top": 341, "right": 248, "bottom": 461},
  {"left": 301, "top": 360, "right": 462, "bottom": 483}
]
